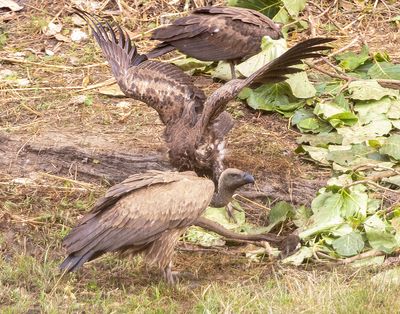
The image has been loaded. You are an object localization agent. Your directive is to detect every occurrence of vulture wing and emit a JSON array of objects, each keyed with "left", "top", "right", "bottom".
[
  {"left": 75, "top": 9, "right": 206, "bottom": 125},
  {"left": 198, "top": 37, "right": 335, "bottom": 128},
  {"left": 148, "top": 6, "right": 282, "bottom": 61},
  {"left": 60, "top": 171, "right": 214, "bottom": 272}
]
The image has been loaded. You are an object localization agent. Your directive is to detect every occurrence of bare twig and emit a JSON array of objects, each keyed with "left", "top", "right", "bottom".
[
  {"left": 0, "top": 56, "right": 107, "bottom": 70},
  {"left": 343, "top": 180, "right": 400, "bottom": 194},
  {"left": 340, "top": 250, "right": 384, "bottom": 264}
]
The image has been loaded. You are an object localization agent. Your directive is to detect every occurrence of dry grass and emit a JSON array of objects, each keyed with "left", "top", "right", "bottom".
[{"left": 1, "top": 0, "right": 400, "bottom": 312}]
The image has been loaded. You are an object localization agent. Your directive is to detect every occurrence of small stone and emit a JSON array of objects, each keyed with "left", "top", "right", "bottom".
[
  {"left": 70, "top": 28, "right": 88, "bottom": 42},
  {"left": 43, "top": 22, "right": 62, "bottom": 36}
]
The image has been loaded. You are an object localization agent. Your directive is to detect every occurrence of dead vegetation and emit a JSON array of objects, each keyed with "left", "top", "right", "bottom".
[{"left": 1, "top": 0, "right": 400, "bottom": 312}]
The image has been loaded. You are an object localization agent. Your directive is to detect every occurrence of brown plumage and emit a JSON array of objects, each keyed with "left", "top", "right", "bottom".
[
  {"left": 75, "top": 9, "right": 334, "bottom": 181},
  {"left": 60, "top": 168, "right": 255, "bottom": 284},
  {"left": 148, "top": 6, "right": 283, "bottom": 77}
]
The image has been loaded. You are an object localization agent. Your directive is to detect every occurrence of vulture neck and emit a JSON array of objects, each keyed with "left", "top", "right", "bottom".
[{"left": 210, "top": 184, "right": 236, "bottom": 208}]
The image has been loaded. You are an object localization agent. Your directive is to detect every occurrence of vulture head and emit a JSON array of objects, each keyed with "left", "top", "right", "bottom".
[{"left": 211, "top": 168, "right": 254, "bottom": 208}]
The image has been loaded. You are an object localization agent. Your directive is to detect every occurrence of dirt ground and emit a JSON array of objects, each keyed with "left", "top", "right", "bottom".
[{"left": 1, "top": 0, "right": 400, "bottom": 312}]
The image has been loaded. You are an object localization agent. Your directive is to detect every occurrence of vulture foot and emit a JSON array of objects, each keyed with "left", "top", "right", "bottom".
[
  {"left": 278, "top": 234, "right": 301, "bottom": 259},
  {"left": 162, "top": 262, "right": 178, "bottom": 285}
]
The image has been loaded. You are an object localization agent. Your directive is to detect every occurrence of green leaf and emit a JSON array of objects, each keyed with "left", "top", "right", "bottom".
[
  {"left": 341, "top": 185, "right": 368, "bottom": 219},
  {"left": 333, "top": 92, "right": 350, "bottom": 110},
  {"left": 239, "top": 82, "right": 299, "bottom": 113},
  {"left": 368, "top": 62, "right": 400, "bottom": 80},
  {"left": 364, "top": 214, "right": 398, "bottom": 253},
  {"left": 348, "top": 80, "right": 399, "bottom": 101},
  {"left": 282, "top": 0, "right": 306, "bottom": 17},
  {"left": 281, "top": 246, "right": 313, "bottom": 266},
  {"left": 314, "top": 102, "right": 358, "bottom": 127},
  {"left": 272, "top": 6, "right": 290, "bottom": 24},
  {"left": 297, "top": 132, "right": 343, "bottom": 147},
  {"left": 293, "top": 205, "right": 313, "bottom": 228},
  {"left": 335, "top": 45, "right": 370, "bottom": 72},
  {"left": 387, "top": 99, "right": 400, "bottom": 119},
  {"left": 332, "top": 232, "right": 364, "bottom": 257},
  {"left": 331, "top": 223, "right": 354, "bottom": 237},
  {"left": 314, "top": 81, "right": 343, "bottom": 96},
  {"left": 210, "top": 62, "right": 234, "bottom": 81},
  {"left": 292, "top": 108, "right": 332, "bottom": 133},
  {"left": 296, "top": 145, "right": 329, "bottom": 165},
  {"left": 380, "top": 135, "right": 400, "bottom": 160},
  {"left": 228, "top": 0, "right": 282, "bottom": 18},
  {"left": 203, "top": 206, "right": 245, "bottom": 230},
  {"left": 354, "top": 97, "right": 392, "bottom": 125},
  {"left": 236, "top": 37, "right": 287, "bottom": 78},
  {"left": 314, "top": 102, "right": 346, "bottom": 119},
  {"left": 337, "top": 119, "right": 393, "bottom": 145},
  {"left": 264, "top": 201, "right": 293, "bottom": 232},
  {"left": 328, "top": 112, "right": 358, "bottom": 128},
  {"left": 392, "top": 120, "right": 400, "bottom": 129},
  {"left": 326, "top": 144, "right": 378, "bottom": 167},
  {"left": 299, "top": 191, "right": 344, "bottom": 239},
  {"left": 173, "top": 57, "right": 213, "bottom": 74},
  {"left": 285, "top": 71, "right": 316, "bottom": 98},
  {"left": 185, "top": 226, "right": 226, "bottom": 247}
]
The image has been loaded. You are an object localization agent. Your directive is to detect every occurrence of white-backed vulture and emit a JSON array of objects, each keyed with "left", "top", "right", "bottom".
[
  {"left": 74, "top": 8, "right": 334, "bottom": 182},
  {"left": 148, "top": 6, "right": 284, "bottom": 78},
  {"left": 60, "top": 168, "right": 255, "bottom": 284}
]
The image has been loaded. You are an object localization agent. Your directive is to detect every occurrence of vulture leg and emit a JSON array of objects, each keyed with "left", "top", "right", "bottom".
[
  {"left": 229, "top": 61, "right": 236, "bottom": 80},
  {"left": 226, "top": 203, "right": 238, "bottom": 223},
  {"left": 162, "top": 261, "right": 176, "bottom": 285}
]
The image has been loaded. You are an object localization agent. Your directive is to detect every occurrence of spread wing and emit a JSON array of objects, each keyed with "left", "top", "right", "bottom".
[
  {"left": 75, "top": 8, "right": 206, "bottom": 125},
  {"left": 198, "top": 37, "right": 335, "bottom": 128},
  {"left": 60, "top": 171, "right": 214, "bottom": 271},
  {"left": 148, "top": 6, "right": 282, "bottom": 61}
]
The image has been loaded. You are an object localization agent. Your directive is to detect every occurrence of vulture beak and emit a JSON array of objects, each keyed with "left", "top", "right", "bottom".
[{"left": 243, "top": 173, "right": 255, "bottom": 184}]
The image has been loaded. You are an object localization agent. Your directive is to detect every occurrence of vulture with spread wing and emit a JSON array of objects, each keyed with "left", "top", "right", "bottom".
[
  {"left": 60, "top": 168, "right": 255, "bottom": 284},
  {"left": 75, "top": 9, "right": 334, "bottom": 182},
  {"left": 148, "top": 6, "right": 283, "bottom": 78}
]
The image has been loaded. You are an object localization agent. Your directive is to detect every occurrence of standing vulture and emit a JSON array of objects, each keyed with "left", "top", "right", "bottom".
[
  {"left": 60, "top": 168, "right": 255, "bottom": 284},
  {"left": 74, "top": 9, "right": 334, "bottom": 182},
  {"left": 147, "top": 6, "right": 283, "bottom": 78}
]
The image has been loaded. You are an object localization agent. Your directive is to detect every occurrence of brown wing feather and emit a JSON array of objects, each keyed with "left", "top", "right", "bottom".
[
  {"left": 198, "top": 38, "right": 335, "bottom": 128},
  {"left": 149, "top": 6, "right": 282, "bottom": 61},
  {"left": 74, "top": 8, "right": 206, "bottom": 125},
  {"left": 61, "top": 171, "right": 214, "bottom": 272},
  {"left": 121, "top": 61, "right": 206, "bottom": 124}
]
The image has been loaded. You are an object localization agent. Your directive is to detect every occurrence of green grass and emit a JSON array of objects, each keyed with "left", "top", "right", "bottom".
[
  {"left": 1, "top": 184, "right": 400, "bottom": 313},
  {"left": 1, "top": 251, "right": 400, "bottom": 313}
]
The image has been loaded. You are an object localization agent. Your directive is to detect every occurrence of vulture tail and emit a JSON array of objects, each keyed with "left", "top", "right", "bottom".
[
  {"left": 73, "top": 8, "right": 147, "bottom": 79},
  {"left": 60, "top": 254, "right": 88, "bottom": 272},
  {"left": 200, "top": 37, "right": 335, "bottom": 126}
]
